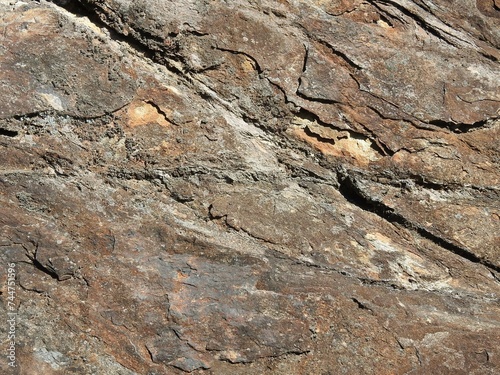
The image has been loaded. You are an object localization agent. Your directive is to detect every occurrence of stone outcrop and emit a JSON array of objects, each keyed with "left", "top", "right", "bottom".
[{"left": 0, "top": 0, "right": 499, "bottom": 374}]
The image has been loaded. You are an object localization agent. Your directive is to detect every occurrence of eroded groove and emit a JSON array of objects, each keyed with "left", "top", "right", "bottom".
[
  {"left": 337, "top": 172, "right": 500, "bottom": 273},
  {"left": 303, "top": 126, "right": 337, "bottom": 145}
]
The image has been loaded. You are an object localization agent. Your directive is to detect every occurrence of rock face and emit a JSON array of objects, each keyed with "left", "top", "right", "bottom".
[{"left": 0, "top": 0, "right": 499, "bottom": 374}]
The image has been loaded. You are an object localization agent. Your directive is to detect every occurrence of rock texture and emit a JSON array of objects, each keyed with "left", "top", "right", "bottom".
[{"left": 0, "top": 0, "right": 499, "bottom": 374}]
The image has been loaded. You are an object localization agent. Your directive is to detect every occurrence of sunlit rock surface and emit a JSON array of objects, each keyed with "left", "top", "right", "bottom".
[{"left": 0, "top": 0, "right": 499, "bottom": 374}]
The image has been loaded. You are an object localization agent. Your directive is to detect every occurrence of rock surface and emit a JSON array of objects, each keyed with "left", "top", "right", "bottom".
[{"left": 0, "top": 0, "right": 499, "bottom": 374}]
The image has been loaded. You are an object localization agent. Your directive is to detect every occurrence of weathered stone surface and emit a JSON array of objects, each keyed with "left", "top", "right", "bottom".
[{"left": 0, "top": 0, "right": 499, "bottom": 374}]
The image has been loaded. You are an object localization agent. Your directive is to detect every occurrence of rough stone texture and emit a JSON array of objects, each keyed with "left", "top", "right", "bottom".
[{"left": 0, "top": 0, "right": 499, "bottom": 374}]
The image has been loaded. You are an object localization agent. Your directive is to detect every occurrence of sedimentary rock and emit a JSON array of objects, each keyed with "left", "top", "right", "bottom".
[{"left": 0, "top": 0, "right": 498, "bottom": 374}]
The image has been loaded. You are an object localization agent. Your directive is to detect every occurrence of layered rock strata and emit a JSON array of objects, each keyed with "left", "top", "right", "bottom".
[{"left": 0, "top": 0, "right": 499, "bottom": 374}]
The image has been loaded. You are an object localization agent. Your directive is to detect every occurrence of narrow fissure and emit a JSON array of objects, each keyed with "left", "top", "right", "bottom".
[
  {"left": 295, "top": 89, "right": 341, "bottom": 105},
  {"left": 319, "top": 40, "right": 363, "bottom": 71},
  {"left": 144, "top": 100, "right": 176, "bottom": 125},
  {"left": 337, "top": 173, "right": 500, "bottom": 273}
]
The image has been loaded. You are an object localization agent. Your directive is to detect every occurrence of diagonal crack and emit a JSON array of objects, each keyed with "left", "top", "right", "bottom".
[
  {"left": 24, "top": 241, "right": 60, "bottom": 280},
  {"left": 337, "top": 171, "right": 500, "bottom": 273},
  {"left": 49, "top": 0, "right": 183, "bottom": 73},
  {"left": 316, "top": 39, "right": 363, "bottom": 71},
  {"left": 368, "top": 0, "right": 477, "bottom": 49}
]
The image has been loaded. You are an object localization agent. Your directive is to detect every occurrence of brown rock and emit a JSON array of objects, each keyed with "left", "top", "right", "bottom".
[{"left": 0, "top": 1, "right": 498, "bottom": 374}]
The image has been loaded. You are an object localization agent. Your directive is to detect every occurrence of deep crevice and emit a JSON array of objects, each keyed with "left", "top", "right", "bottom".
[
  {"left": 377, "top": 12, "right": 397, "bottom": 28},
  {"left": 294, "top": 107, "right": 344, "bottom": 131},
  {"left": 24, "top": 241, "right": 60, "bottom": 280},
  {"left": 359, "top": 277, "right": 405, "bottom": 290},
  {"left": 47, "top": 0, "right": 89, "bottom": 14},
  {"left": 428, "top": 117, "right": 493, "bottom": 133},
  {"left": 0, "top": 128, "right": 18, "bottom": 137},
  {"left": 491, "top": 271, "right": 500, "bottom": 283},
  {"left": 347, "top": 109, "right": 396, "bottom": 156},
  {"left": 337, "top": 173, "right": 500, "bottom": 273},
  {"left": 145, "top": 345, "right": 155, "bottom": 363},
  {"left": 31, "top": 256, "right": 59, "bottom": 280}
]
